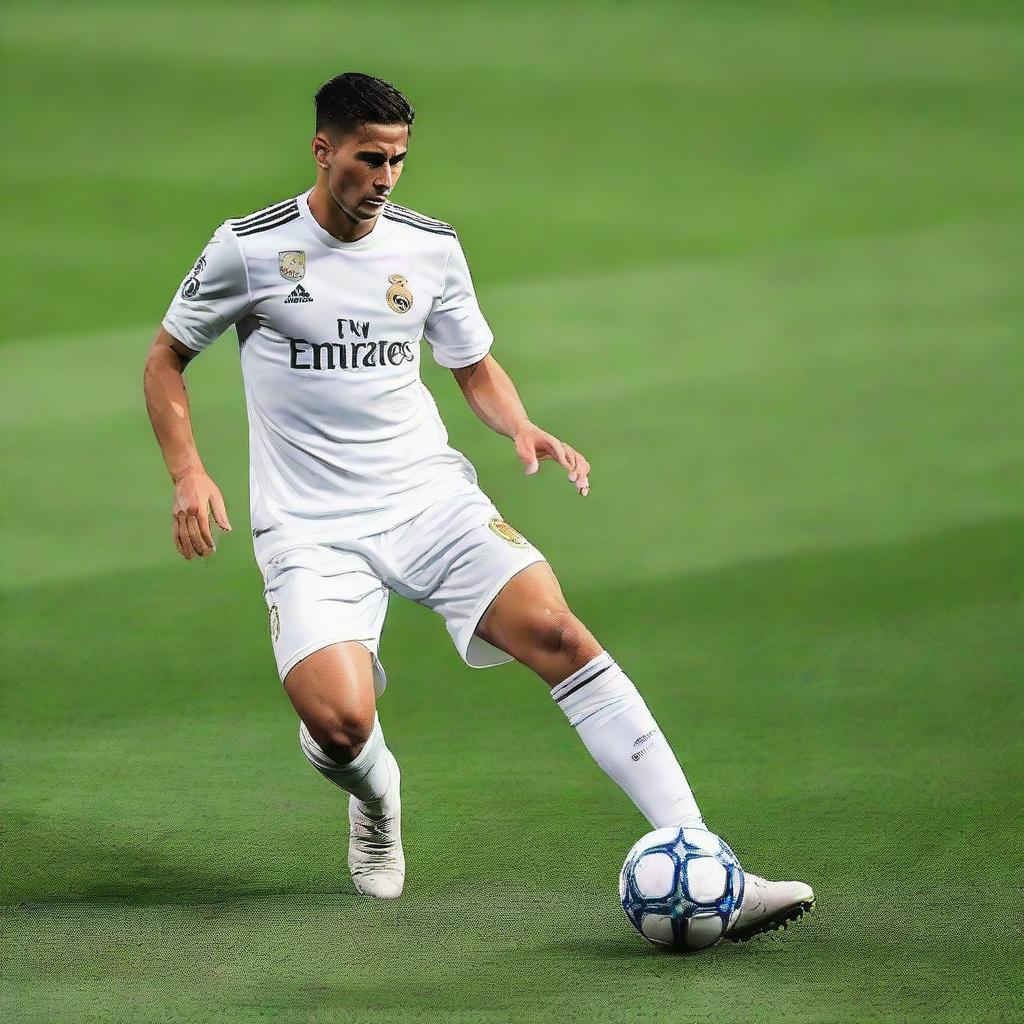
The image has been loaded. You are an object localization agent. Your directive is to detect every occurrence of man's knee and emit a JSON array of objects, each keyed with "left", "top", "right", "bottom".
[
  {"left": 527, "top": 605, "right": 592, "bottom": 660},
  {"left": 306, "top": 708, "right": 375, "bottom": 764},
  {"left": 285, "top": 641, "right": 378, "bottom": 764}
]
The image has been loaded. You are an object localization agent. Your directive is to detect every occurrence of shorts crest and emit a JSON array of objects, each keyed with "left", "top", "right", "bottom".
[{"left": 487, "top": 517, "right": 528, "bottom": 548}]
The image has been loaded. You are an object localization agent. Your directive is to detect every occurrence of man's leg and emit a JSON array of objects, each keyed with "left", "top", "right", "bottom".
[
  {"left": 476, "top": 561, "right": 815, "bottom": 938},
  {"left": 475, "top": 562, "right": 704, "bottom": 830},
  {"left": 285, "top": 641, "right": 404, "bottom": 898}
]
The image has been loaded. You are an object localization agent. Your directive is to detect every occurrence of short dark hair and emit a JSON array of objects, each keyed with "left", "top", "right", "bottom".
[{"left": 314, "top": 73, "right": 415, "bottom": 138}]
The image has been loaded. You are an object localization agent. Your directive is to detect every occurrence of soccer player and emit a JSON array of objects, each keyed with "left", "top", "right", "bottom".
[{"left": 143, "top": 73, "right": 813, "bottom": 941}]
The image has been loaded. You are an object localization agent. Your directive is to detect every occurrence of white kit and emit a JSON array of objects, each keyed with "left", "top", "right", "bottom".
[
  {"left": 262, "top": 487, "right": 545, "bottom": 692},
  {"left": 163, "top": 190, "right": 546, "bottom": 680}
]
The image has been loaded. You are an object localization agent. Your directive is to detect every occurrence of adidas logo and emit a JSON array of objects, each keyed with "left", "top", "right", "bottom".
[{"left": 284, "top": 284, "right": 313, "bottom": 304}]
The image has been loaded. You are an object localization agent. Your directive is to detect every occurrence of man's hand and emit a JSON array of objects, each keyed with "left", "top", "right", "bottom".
[
  {"left": 449, "top": 355, "right": 591, "bottom": 496},
  {"left": 172, "top": 469, "right": 233, "bottom": 559},
  {"left": 514, "top": 423, "right": 591, "bottom": 496}
]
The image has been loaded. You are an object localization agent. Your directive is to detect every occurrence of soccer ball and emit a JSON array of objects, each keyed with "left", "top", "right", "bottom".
[{"left": 619, "top": 827, "right": 745, "bottom": 951}]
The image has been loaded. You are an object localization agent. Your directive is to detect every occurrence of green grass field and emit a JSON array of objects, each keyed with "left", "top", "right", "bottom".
[{"left": 3, "top": 2, "right": 1023, "bottom": 1021}]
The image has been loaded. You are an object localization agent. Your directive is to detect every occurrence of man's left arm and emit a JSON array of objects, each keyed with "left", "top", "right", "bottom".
[{"left": 451, "top": 354, "right": 590, "bottom": 496}]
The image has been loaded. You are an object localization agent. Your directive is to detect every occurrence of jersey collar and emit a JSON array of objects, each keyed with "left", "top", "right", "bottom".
[{"left": 297, "top": 187, "right": 388, "bottom": 251}]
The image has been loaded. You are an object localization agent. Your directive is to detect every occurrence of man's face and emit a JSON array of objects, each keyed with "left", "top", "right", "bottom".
[{"left": 312, "top": 122, "right": 409, "bottom": 223}]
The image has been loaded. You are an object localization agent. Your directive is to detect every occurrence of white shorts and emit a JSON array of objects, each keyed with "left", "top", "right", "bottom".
[{"left": 260, "top": 487, "right": 546, "bottom": 693}]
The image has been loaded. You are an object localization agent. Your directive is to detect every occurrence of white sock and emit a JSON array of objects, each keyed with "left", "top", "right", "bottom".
[
  {"left": 551, "top": 651, "right": 705, "bottom": 829},
  {"left": 298, "top": 714, "right": 395, "bottom": 814}
]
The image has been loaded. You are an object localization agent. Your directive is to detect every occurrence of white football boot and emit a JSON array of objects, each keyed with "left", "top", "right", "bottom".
[
  {"left": 347, "top": 751, "right": 405, "bottom": 899},
  {"left": 726, "top": 872, "right": 815, "bottom": 942}
]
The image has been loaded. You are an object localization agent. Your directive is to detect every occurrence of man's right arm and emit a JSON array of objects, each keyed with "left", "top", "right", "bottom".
[
  {"left": 146, "top": 223, "right": 250, "bottom": 560},
  {"left": 143, "top": 325, "right": 232, "bottom": 560}
]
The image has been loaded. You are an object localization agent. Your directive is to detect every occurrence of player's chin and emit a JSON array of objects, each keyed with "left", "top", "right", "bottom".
[{"left": 358, "top": 198, "right": 386, "bottom": 218}]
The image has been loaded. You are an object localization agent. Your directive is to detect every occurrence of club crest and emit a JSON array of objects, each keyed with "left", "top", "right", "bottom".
[
  {"left": 386, "top": 273, "right": 413, "bottom": 314},
  {"left": 278, "top": 250, "right": 306, "bottom": 282},
  {"left": 487, "top": 517, "right": 529, "bottom": 548}
]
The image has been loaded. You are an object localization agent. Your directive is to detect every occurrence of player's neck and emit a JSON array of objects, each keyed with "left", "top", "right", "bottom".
[{"left": 307, "top": 182, "right": 378, "bottom": 243}]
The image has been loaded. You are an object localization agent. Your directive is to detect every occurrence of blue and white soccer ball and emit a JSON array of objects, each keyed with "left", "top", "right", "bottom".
[{"left": 619, "top": 827, "right": 745, "bottom": 951}]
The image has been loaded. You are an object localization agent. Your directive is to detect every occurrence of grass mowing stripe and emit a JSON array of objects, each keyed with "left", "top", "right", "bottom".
[{"left": 4, "top": 214, "right": 1021, "bottom": 594}]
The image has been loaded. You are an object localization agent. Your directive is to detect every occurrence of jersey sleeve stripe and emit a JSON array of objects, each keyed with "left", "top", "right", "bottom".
[
  {"left": 230, "top": 198, "right": 298, "bottom": 229},
  {"left": 230, "top": 197, "right": 296, "bottom": 226},
  {"left": 383, "top": 202, "right": 455, "bottom": 232},
  {"left": 234, "top": 208, "right": 301, "bottom": 236},
  {"left": 381, "top": 209, "right": 457, "bottom": 238}
]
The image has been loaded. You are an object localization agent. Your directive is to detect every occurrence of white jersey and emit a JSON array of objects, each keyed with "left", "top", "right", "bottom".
[{"left": 162, "top": 188, "right": 494, "bottom": 565}]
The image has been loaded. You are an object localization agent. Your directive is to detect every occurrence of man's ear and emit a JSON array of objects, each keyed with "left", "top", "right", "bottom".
[{"left": 312, "top": 134, "right": 333, "bottom": 170}]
